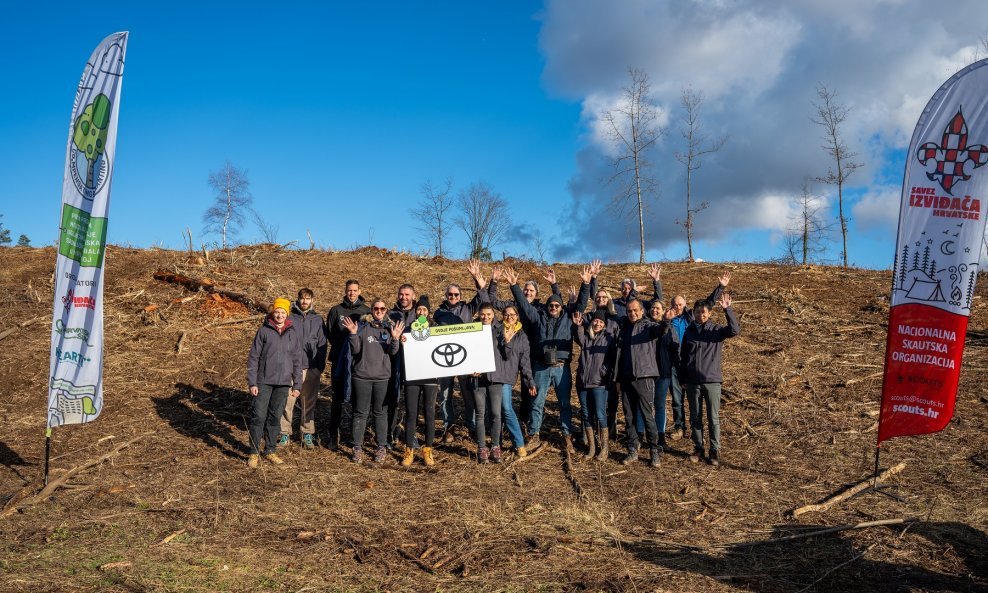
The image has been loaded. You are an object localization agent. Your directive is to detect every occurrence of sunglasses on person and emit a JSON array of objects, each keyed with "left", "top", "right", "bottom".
[
  {"left": 372, "top": 306, "right": 387, "bottom": 312},
  {"left": 447, "top": 292, "right": 460, "bottom": 297}
]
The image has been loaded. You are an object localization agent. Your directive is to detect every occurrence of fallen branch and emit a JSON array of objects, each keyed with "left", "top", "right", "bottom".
[
  {"left": 791, "top": 462, "right": 906, "bottom": 518},
  {"left": 398, "top": 548, "right": 436, "bottom": 574},
  {"left": 510, "top": 442, "right": 552, "bottom": 466},
  {"left": 0, "top": 316, "right": 44, "bottom": 341},
  {"left": 1, "top": 433, "right": 150, "bottom": 519},
  {"left": 153, "top": 270, "right": 269, "bottom": 313}
]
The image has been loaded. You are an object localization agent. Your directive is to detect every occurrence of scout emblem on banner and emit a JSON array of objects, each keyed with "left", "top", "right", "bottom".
[
  {"left": 47, "top": 32, "right": 128, "bottom": 428},
  {"left": 878, "top": 58, "right": 988, "bottom": 444}
]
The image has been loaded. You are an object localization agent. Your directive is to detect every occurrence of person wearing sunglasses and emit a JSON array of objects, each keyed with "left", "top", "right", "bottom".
[
  {"left": 342, "top": 299, "right": 405, "bottom": 464},
  {"left": 502, "top": 265, "right": 590, "bottom": 452},
  {"left": 433, "top": 260, "right": 490, "bottom": 443}
]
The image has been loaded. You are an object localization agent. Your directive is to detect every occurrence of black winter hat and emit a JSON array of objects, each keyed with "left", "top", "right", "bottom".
[
  {"left": 416, "top": 295, "right": 431, "bottom": 311},
  {"left": 546, "top": 294, "right": 563, "bottom": 306},
  {"left": 591, "top": 309, "right": 608, "bottom": 323}
]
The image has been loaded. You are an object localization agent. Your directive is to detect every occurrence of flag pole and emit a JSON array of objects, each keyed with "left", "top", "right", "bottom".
[{"left": 44, "top": 427, "right": 52, "bottom": 486}]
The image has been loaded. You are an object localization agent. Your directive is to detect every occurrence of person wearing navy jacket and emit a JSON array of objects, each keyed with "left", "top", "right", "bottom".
[
  {"left": 679, "top": 292, "right": 740, "bottom": 467},
  {"left": 325, "top": 280, "right": 371, "bottom": 450},
  {"left": 668, "top": 271, "right": 730, "bottom": 442},
  {"left": 246, "top": 298, "right": 303, "bottom": 468},
  {"left": 503, "top": 265, "right": 590, "bottom": 451},
  {"left": 342, "top": 299, "right": 405, "bottom": 465},
  {"left": 573, "top": 308, "right": 616, "bottom": 461}
]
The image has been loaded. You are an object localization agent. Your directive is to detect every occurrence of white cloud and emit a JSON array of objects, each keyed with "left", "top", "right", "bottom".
[
  {"left": 853, "top": 186, "right": 902, "bottom": 232},
  {"left": 538, "top": 0, "right": 988, "bottom": 261}
]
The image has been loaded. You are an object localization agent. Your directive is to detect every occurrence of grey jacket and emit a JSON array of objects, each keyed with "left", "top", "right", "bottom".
[
  {"left": 487, "top": 322, "right": 534, "bottom": 390},
  {"left": 679, "top": 306, "right": 740, "bottom": 384},
  {"left": 349, "top": 317, "right": 401, "bottom": 381},
  {"left": 247, "top": 319, "right": 303, "bottom": 390},
  {"left": 290, "top": 303, "right": 327, "bottom": 372},
  {"left": 615, "top": 318, "right": 669, "bottom": 381},
  {"left": 574, "top": 324, "right": 616, "bottom": 389}
]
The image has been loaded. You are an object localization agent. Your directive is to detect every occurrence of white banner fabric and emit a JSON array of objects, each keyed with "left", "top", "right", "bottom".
[
  {"left": 47, "top": 32, "right": 128, "bottom": 428},
  {"left": 402, "top": 323, "right": 496, "bottom": 381}
]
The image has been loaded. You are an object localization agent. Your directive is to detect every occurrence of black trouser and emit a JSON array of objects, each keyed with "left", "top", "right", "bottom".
[
  {"left": 472, "top": 378, "right": 503, "bottom": 448},
  {"left": 386, "top": 376, "right": 403, "bottom": 444},
  {"left": 619, "top": 384, "right": 637, "bottom": 441},
  {"left": 405, "top": 382, "right": 439, "bottom": 448},
  {"left": 621, "top": 378, "right": 659, "bottom": 451},
  {"left": 351, "top": 378, "right": 389, "bottom": 449},
  {"left": 248, "top": 384, "right": 289, "bottom": 455}
]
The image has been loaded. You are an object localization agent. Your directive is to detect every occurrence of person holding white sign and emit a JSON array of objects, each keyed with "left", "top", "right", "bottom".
[
  {"left": 400, "top": 295, "right": 440, "bottom": 467},
  {"left": 342, "top": 300, "right": 405, "bottom": 464}
]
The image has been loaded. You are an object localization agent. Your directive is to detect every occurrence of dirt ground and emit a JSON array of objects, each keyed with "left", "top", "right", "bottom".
[{"left": 0, "top": 245, "right": 986, "bottom": 593}]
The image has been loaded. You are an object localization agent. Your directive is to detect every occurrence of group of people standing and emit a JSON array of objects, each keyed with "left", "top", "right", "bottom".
[{"left": 244, "top": 260, "right": 739, "bottom": 470}]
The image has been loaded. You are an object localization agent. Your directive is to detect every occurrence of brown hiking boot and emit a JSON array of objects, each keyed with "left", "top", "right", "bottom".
[
  {"left": 247, "top": 454, "right": 259, "bottom": 468},
  {"left": 401, "top": 448, "right": 415, "bottom": 467},
  {"left": 421, "top": 446, "right": 435, "bottom": 466},
  {"left": 621, "top": 448, "right": 639, "bottom": 465},
  {"left": 595, "top": 428, "right": 609, "bottom": 461},
  {"left": 582, "top": 428, "right": 596, "bottom": 461},
  {"left": 264, "top": 453, "right": 285, "bottom": 466},
  {"left": 688, "top": 448, "right": 703, "bottom": 464},
  {"left": 709, "top": 449, "right": 720, "bottom": 467},
  {"left": 527, "top": 433, "right": 541, "bottom": 449},
  {"left": 671, "top": 427, "right": 684, "bottom": 441},
  {"left": 516, "top": 447, "right": 528, "bottom": 458},
  {"left": 563, "top": 434, "right": 575, "bottom": 454}
]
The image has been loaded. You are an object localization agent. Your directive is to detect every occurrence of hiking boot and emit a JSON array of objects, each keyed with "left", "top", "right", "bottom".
[
  {"left": 478, "top": 447, "right": 489, "bottom": 464},
  {"left": 264, "top": 453, "right": 285, "bottom": 466},
  {"left": 421, "top": 446, "right": 435, "bottom": 466},
  {"left": 527, "top": 433, "right": 541, "bottom": 449},
  {"left": 276, "top": 433, "right": 290, "bottom": 448},
  {"left": 327, "top": 432, "right": 340, "bottom": 451},
  {"left": 401, "top": 448, "right": 415, "bottom": 467},
  {"left": 621, "top": 448, "right": 639, "bottom": 465},
  {"left": 516, "top": 447, "right": 528, "bottom": 458},
  {"left": 301, "top": 434, "right": 315, "bottom": 450},
  {"left": 247, "top": 454, "right": 259, "bottom": 468},
  {"left": 595, "top": 428, "right": 609, "bottom": 461},
  {"left": 582, "top": 428, "right": 596, "bottom": 461},
  {"left": 671, "top": 427, "right": 684, "bottom": 441},
  {"left": 688, "top": 448, "right": 703, "bottom": 464},
  {"left": 490, "top": 446, "right": 503, "bottom": 464},
  {"left": 373, "top": 446, "right": 388, "bottom": 464},
  {"left": 351, "top": 446, "right": 363, "bottom": 464},
  {"left": 709, "top": 449, "right": 720, "bottom": 468},
  {"left": 650, "top": 447, "right": 662, "bottom": 468},
  {"left": 442, "top": 427, "right": 455, "bottom": 444},
  {"left": 563, "top": 434, "right": 575, "bottom": 455}
]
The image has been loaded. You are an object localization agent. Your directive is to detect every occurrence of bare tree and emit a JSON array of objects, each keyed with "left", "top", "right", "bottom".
[
  {"left": 811, "top": 85, "right": 862, "bottom": 268},
  {"left": 602, "top": 68, "right": 663, "bottom": 264},
  {"left": 675, "top": 87, "right": 727, "bottom": 262},
  {"left": 203, "top": 161, "right": 253, "bottom": 249},
  {"left": 787, "top": 178, "right": 830, "bottom": 265},
  {"left": 413, "top": 177, "right": 454, "bottom": 257},
  {"left": 249, "top": 208, "right": 279, "bottom": 244},
  {"left": 454, "top": 181, "right": 511, "bottom": 261}
]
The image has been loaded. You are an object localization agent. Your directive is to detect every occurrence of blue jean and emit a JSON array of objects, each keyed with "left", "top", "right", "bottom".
[
  {"left": 669, "top": 366, "right": 686, "bottom": 430},
  {"left": 530, "top": 362, "right": 573, "bottom": 436},
  {"left": 249, "top": 384, "right": 290, "bottom": 455},
  {"left": 577, "top": 387, "right": 608, "bottom": 430},
  {"left": 501, "top": 383, "right": 526, "bottom": 448},
  {"left": 654, "top": 377, "right": 671, "bottom": 436}
]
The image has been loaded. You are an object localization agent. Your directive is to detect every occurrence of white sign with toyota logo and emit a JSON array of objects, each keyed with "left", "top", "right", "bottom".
[{"left": 401, "top": 322, "right": 496, "bottom": 381}]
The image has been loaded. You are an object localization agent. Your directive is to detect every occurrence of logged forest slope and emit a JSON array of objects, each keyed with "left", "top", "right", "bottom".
[{"left": 0, "top": 245, "right": 986, "bottom": 592}]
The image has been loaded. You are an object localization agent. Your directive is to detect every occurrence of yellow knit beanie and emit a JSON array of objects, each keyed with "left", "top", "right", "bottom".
[{"left": 272, "top": 298, "right": 291, "bottom": 314}]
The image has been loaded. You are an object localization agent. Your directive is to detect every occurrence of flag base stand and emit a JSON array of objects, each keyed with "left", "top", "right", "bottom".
[
  {"left": 44, "top": 427, "right": 52, "bottom": 486},
  {"left": 851, "top": 446, "right": 905, "bottom": 503}
]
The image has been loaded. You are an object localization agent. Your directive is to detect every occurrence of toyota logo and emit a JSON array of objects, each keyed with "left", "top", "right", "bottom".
[{"left": 432, "top": 343, "right": 467, "bottom": 368}]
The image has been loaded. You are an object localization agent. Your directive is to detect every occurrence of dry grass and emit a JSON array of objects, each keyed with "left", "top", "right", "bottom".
[{"left": 0, "top": 246, "right": 986, "bottom": 592}]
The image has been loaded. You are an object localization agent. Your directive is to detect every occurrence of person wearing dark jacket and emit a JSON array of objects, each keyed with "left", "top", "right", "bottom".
[
  {"left": 667, "top": 271, "right": 730, "bottom": 441},
  {"left": 615, "top": 298, "right": 669, "bottom": 468},
  {"left": 680, "top": 293, "right": 739, "bottom": 467},
  {"left": 279, "top": 288, "right": 327, "bottom": 450},
  {"left": 496, "top": 305, "right": 536, "bottom": 458},
  {"left": 434, "top": 260, "right": 489, "bottom": 441},
  {"left": 246, "top": 298, "right": 303, "bottom": 468},
  {"left": 399, "top": 295, "right": 440, "bottom": 467},
  {"left": 325, "top": 280, "right": 371, "bottom": 450},
  {"left": 342, "top": 299, "right": 404, "bottom": 464},
  {"left": 573, "top": 309, "right": 616, "bottom": 461},
  {"left": 503, "top": 265, "right": 590, "bottom": 450},
  {"left": 644, "top": 300, "right": 680, "bottom": 443},
  {"left": 387, "top": 283, "right": 418, "bottom": 448}
]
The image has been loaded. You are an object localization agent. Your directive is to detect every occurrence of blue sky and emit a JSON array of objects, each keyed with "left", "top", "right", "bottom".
[{"left": 2, "top": 1, "right": 987, "bottom": 268}]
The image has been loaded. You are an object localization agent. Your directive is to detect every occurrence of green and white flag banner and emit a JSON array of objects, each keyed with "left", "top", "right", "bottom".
[{"left": 48, "top": 32, "right": 128, "bottom": 428}]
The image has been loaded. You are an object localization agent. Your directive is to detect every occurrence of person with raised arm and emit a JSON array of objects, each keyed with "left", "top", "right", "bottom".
[
  {"left": 573, "top": 309, "right": 616, "bottom": 461},
  {"left": 680, "top": 292, "right": 740, "bottom": 467},
  {"left": 502, "top": 264, "right": 590, "bottom": 451}
]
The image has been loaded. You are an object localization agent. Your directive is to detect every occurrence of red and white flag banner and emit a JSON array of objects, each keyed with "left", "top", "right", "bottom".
[{"left": 879, "top": 59, "right": 988, "bottom": 444}]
